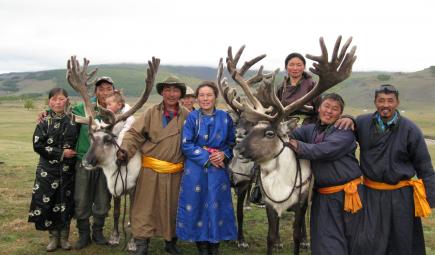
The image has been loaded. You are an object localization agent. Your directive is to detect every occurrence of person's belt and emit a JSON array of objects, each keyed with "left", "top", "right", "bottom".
[
  {"left": 318, "top": 177, "right": 363, "bottom": 213},
  {"left": 364, "top": 177, "right": 431, "bottom": 218},
  {"left": 142, "top": 156, "right": 183, "bottom": 174}
]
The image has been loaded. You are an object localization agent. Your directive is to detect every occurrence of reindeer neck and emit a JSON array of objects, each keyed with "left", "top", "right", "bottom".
[{"left": 259, "top": 147, "right": 297, "bottom": 176}]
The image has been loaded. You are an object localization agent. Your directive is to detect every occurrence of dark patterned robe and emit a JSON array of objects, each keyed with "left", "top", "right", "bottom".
[{"left": 28, "top": 112, "right": 77, "bottom": 230}]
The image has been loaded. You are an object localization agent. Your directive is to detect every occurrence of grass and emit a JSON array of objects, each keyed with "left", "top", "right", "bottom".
[{"left": 0, "top": 100, "right": 435, "bottom": 255}]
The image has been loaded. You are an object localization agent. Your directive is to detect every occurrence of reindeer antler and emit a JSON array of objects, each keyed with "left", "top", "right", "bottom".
[
  {"left": 98, "top": 57, "right": 160, "bottom": 131},
  {"left": 66, "top": 56, "right": 98, "bottom": 125},
  {"left": 281, "top": 36, "right": 357, "bottom": 117}
]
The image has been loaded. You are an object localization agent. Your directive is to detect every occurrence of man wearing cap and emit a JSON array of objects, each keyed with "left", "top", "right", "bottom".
[
  {"left": 180, "top": 85, "right": 196, "bottom": 112},
  {"left": 119, "top": 75, "right": 189, "bottom": 255},
  {"left": 354, "top": 84, "right": 435, "bottom": 255},
  {"left": 72, "top": 76, "right": 114, "bottom": 249}
]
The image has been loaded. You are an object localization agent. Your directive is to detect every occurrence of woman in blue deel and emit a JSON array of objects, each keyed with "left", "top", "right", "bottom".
[{"left": 176, "top": 81, "right": 237, "bottom": 255}]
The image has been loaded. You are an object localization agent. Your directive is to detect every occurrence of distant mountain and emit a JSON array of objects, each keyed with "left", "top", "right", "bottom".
[{"left": 1, "top": 64, "right": 434, "bottom": 109}]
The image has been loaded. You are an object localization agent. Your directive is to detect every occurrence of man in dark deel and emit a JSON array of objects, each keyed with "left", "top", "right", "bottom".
[{"left": 355, "top": 84, "right": 435, "bottom": 255}]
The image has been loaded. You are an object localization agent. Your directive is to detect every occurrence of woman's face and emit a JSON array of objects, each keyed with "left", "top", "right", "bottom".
[
  {"left": 49, "top": 93, "right": 68, "bottom": 114},
  {"left": 318, "top": 98, "right": 342, "bottom": 125},
  {"left": 197, "top": 86, "right": 216, "bottom": 112},
  {"left": 286, "top": 57, "right": 305, "bottom": 80}
]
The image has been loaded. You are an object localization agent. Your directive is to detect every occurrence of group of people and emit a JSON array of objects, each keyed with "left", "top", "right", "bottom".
[{"left": 28, "top": 52, "right": 435, "bottom": 255}]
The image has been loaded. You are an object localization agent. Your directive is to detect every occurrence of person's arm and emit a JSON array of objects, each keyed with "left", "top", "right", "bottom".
[
  {"left": 408, "top": 124, "right": 435, "bottom": 207},
  {"left": 294, "top": 129, "right": 355, "bottom": 161},
  {"left": 334, "top": 114, "right": 356, "bottom": 130},
  {"left": 120, "top": 112, "right": 147, "bottom": 160},
  {"left": 32, "top": 121, "right": 63, "bottom": 160},
  {"left": 181, "top": 113, "right": 211, "bottom": 167}
]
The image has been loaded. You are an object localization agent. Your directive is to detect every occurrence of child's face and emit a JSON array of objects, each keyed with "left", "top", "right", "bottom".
[
  {"left": 106, "top": 97, "right": 123, "bottom": 113},
  {"left": 49, "top": 93, "right": 68, "bottom": 114}
]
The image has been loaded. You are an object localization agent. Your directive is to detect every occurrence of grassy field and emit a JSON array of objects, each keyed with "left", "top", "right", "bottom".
[{"left": 1, "top": 100, "right": 435, "bottom": 255}]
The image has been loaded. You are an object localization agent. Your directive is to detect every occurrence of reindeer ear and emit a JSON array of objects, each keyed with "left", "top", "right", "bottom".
[{"left": 282, "top": 117, "right": 300, "bottom": 132}]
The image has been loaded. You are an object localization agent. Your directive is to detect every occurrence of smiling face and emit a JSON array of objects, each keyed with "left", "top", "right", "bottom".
[
  {"left": 162, "top": 85, "right": 182, "bottom": 108},
  {"left": 286, "top": 57, "right": 305, "bottom": 80},
  {"left": 95, "top": 82, "right": 114, "bottom": 107},
  {"left": 375, "top": 92, "right": 399, "bottom": 120},
  {"left": 197, "top": 85, "right": 216, "bottom": 114},
  {"left": 48, "top": 93, "right": 68, "bottom": 114},
  {"left": 318, "top": 98, "right": 343, "bottom": 125}
]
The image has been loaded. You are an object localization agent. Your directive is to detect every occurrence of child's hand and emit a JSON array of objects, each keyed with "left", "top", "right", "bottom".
[{"left": 63, "top": 149, "right": 76, "bottom": 158}]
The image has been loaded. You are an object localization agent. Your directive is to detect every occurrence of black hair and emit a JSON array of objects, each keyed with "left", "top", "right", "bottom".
[
  {"left": 48, "top": 88, "right": 68, "bottom": 99},
  {"left": 195, "top": 81, "right": 219, "bottom": 98},
  {"left": 284, "top": 52, "right": 306, "bottom": 67},
  {"left": 320, "top": 93, "right": 345, "bottom": 113},
  {"left": 375, "top": 84, "right": 399, "bottom": 99}
]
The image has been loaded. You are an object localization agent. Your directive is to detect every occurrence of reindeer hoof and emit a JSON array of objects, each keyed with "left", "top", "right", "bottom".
[
  {"left": 273, "top": 242, "right": 283, "bottom": 249},
  {"left": 300, "top": 241, "right": 310, "bottom": 250},
  {"left": 108, "top": 234, "right": 120, "bottom": 246},
  {"left": 243, "top": 206, "right": 252, "bottom": 210},
  {"left": 237, "top": 240, "right": 249, "bottom": 249},
  {"left": 127, "top": 238, "right": 137, "bottom": 252}
]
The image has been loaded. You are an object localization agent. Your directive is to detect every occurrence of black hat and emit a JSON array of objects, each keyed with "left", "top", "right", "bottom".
[
  {"left": 95, "top": 76, "right": 114, "bottom": 87},
  {"left": 156, "top": 75, "right": 186, "bottom": 97}
]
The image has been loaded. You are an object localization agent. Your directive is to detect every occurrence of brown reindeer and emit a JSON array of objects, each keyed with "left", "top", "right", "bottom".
[
  {"left": 66, "top": 56, "right": 160, "bottom": 252},
  {"left": 218, "top": 36, "right": 357, "bottom": 255}
]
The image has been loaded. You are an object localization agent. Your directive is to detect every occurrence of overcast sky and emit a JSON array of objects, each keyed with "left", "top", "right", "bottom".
[{"left": 0, "top": 0, "right": 434, "bottom": 74}]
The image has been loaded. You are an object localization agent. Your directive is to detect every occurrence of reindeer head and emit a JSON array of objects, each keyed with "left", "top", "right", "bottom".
[
  {"left": 218, "top": 36, "right": 357, "bottom": 164},
  {"left": 66, "top": 56, "right": 160, "bottom": 169}
]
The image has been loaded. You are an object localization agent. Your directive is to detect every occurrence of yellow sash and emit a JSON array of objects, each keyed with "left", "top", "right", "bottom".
[
  {"left": 318, "top": 177, "right": 363, "bottom": 213},
  {"left": 364, "top": 178, "right": 432, "bottom": 218},
  {"left": 142, "top": 156, "right": 184, "bottom": 174}
]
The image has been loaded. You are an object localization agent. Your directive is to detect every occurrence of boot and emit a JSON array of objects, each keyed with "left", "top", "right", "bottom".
[
  {"left": 74, "top": 218, "right": 91, "bottom": 250},
  {"left": 92, "top": 216, "right": 108, "bottom": 245},
  {"left": 165, "top": 237, "right": 182, "bottom": 254},
  {"left": 134, "top": 238, "right": 149, "bottom": 255},
  {"left": 208, "top": 242, "right": 220, "bottom": 255},
  {"left": 196, "top": 241, "right": 208, "bottom": 255},
  {"left": 59, "top": 225, "right": 72, "bottom": 250},
  {"left": 46, "top": 230, "right": 60, "bottom": 252}
]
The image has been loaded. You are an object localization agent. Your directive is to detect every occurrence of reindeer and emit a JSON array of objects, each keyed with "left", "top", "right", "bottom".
[
  {"left": 218, "top": 36, "right": 356, "bottom": 255},
  {"left": 66, "top": 56, "right": 160, "bottom": 252}
]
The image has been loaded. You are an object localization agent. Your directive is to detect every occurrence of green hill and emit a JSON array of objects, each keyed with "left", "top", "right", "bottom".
[{"left": 1, "top": 64, "right": 434, "bottom": 110}]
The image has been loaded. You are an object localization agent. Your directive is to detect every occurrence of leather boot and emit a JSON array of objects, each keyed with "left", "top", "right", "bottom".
[
  {"left": 196, "top": 241, "right": 208, "bottom": 255},
  {"left": 92, "top": 216, "right": 108, "bottom": 245},
  {"left": 46, "top": 230, "right": 60, "bottom": 252},
  {"left": 59, "top": 225, "right": 72, "bottom": 250},
  {"left": 208, "top": 242, "right": 220, "bottom": 255},
  {"left": 135, "top": 239, "right": 149, "bottom": 255},
  {"left": 74, "top": 218, "right": 91, "bottom": 250},
  {"left": 165, "top": 237, "right": 182, "bottom": 254}
]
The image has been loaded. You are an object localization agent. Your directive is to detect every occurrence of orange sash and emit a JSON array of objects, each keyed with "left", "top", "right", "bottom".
[
  {"left": 142, "top": 156, "right": 184, "bottom": 174},
  {"left": 318, "top": 177, "right": 363, "bottom": 213},
  {"left": 364, "top": 178, "right": 432, "bottom": 218}
]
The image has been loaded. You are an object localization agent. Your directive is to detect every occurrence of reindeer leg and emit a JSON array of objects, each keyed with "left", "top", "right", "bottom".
[
  {"left": 127, "top": 188, "right": 137, "bottom": 252},
  {"left": 299, "top": 196, "right": 310, "bottom": 250},
  {"left": 266, "top": 205, "right": 280, "bottom": 255},
  {"left": 244, "top": 181, "right": 252, "bottom": 210},
  {"left": 292, "top": 199, "right": 309, "bottom": 255},
  {"left": 236, "top": 182, "right": 250, "bottom": 249},
  {"left": 108, "top": 196, "right": 121, "bottom": 246}
]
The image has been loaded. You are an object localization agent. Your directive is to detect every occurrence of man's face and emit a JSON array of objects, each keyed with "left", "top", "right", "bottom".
[
  {"left": 162, "top": 85, "right": 182, "bottom": 108},
  {"left": 374, "top": 92, "right": 399, "bottom": 120},
  {"left": 95, "top": 82, "right": 114, "bottom": 107}
]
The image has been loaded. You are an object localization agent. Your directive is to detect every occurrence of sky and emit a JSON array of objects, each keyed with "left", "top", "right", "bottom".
[{"left": 0, "top": 0, "right": 434, "bottom": 74}]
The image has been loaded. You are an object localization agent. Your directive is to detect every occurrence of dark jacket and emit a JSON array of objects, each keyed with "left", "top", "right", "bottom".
[{"left": 292, "top": 124, "right": 362, "bottom": 188}]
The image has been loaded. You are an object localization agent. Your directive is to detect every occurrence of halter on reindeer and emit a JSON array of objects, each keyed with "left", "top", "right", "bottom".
[{"left": 218, "top": 36, "right": 357, "bottom": 255}]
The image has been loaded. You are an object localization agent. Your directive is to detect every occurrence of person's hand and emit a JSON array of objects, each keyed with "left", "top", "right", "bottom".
[
  {"left": 334, "top": 117, "right": 355, "bottom": 130},
  {"left": 116, "top": 149, "right": 128, "bottom": 165},
  {"left": 63, "top": 149, "right": 76, "bottom": 158},
  {"left": 209, "top": 151, "right": 225, "bottom": 168},
  {"left": 287, "top": 139, "right": 298, "bottom": 152},
  {"left": 36, "top": 111, "right": 48, "bottom": 123}
]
